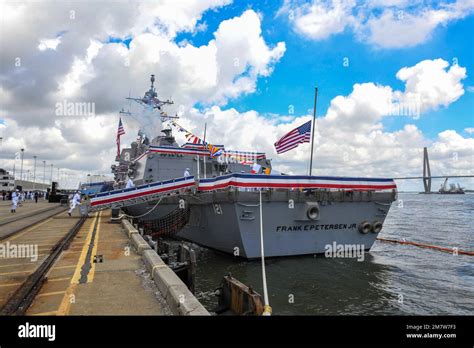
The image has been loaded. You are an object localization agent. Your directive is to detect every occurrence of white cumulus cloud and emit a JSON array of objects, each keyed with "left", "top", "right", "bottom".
[
  {"left": 278, "top": 0, "right": 474, "bottom": 48},
  {"left": 0, "top": 1, "right": 472, "bottom": 192},
  {"left": 395, "top": 59, "right": 466, "bottom": 113}
]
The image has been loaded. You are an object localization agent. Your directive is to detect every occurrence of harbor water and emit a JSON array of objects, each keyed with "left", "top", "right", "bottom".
[{"left": 194, "top": 193, "right": 474, "bottom": 315}]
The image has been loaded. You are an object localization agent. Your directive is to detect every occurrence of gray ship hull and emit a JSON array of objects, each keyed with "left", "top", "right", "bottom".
[{"left": 124, "top": 189, "right": 395, "bottom": 259}]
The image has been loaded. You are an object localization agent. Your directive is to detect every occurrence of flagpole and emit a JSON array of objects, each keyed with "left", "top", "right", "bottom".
[
  {"left": 309, "top": 87, "right": 318, "bottom": 176},
  {"left": 203, "top": 122, "right": 207, "bottom": 179}
]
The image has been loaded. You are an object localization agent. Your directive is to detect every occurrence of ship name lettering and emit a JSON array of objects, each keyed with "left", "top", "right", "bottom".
[{"left": 276, "top": 223, "right": 352, "bottom": 232}]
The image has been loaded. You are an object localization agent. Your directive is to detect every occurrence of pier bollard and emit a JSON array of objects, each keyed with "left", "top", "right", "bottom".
[{"left": 110, "top": 208, "right": 121, "bottom": 222}]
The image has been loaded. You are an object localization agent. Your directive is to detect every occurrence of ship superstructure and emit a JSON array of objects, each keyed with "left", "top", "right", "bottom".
[{"left": 106, "top": 75, "right": 397, "bottom": 259}]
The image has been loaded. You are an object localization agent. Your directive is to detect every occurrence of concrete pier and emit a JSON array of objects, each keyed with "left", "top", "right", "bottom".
[
  {"left": 0, "top": 202, "right": 208, "bottom": 315},
  {"left": 0, "top": 200, "right": 65, "bottom": 240}
]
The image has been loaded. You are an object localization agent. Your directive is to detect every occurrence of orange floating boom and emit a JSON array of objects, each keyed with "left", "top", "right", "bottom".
[{"left": 376, "top": 237, "right": 474, "bottom": 256}]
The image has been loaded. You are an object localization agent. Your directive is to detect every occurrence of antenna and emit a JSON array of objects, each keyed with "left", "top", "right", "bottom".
[
  {"left": 119, "top": 107, "right": 131, "bottom": 117},
  {"left": 150, "top": 74, "right": 155, "bottom": 89}
]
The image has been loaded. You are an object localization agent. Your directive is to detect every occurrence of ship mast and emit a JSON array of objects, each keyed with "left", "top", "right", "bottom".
[{"left": 125, "top": 74, "right": 178, "bottom": 132}]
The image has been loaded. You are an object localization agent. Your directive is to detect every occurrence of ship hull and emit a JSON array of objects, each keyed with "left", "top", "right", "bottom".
[{"left": 124, "top": 189, "right": 396, "bottom": 259}]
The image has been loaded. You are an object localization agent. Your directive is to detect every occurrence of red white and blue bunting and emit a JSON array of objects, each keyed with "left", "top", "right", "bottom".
[
  {"left": 89, "top": 174, "right": 396, "bottom": 209},
  {"left": 197, "top": 173, "right": 397, "bottom": 191},
  {"left": 90, "top": 176, "right": 195, "bottom": 207}
]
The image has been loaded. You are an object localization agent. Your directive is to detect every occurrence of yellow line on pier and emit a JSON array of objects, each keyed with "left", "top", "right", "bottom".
[
  {"left": 0, "top": 282, "right": 22, "bottom": 288},
  {"left": 31, "top": 311, "right": 58, "bottom": 316},
  {"left": 52, "top": 265, "right": 76, "bottom": 270},
  {"left": 5, "top": 217, "right": 55, "bottom": 242},
  {"left": 0, "top": 262, "right": 37, "bottom": 268},
  {"left": 36, "top": 291, "right": 66, "bottom": 298},
  {"left": 56, "top": 284, "right": 77, "bottom": 316},
  {"left": 0, "top": 269, "right": 34, "bottom": 276},
  {"left": 87, "top": 213, "right": 101, "bottom": 283},
  {"left": 56, "top": 212, "right": 99, "bottom": 316},
  {"left": 47, "top": 277, "right": 71, "bottom": 282}
]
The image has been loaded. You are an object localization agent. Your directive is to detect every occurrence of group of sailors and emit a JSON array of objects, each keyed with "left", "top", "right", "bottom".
[
  {"left": 8, "top": 190, "right": 43, "bottom": 213},
  {"left": 6, "top": 187, "right": 82, "bottom": 217},
  {"left": 2, "top": 190, "right": 43, "bottom": 202}
]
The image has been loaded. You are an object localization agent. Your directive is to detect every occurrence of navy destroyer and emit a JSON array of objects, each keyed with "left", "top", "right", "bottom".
[{"left": 99, "top": 75, "right": 398, "bottom": 259}]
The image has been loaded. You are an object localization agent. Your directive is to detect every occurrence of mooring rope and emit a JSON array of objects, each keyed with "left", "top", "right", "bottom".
[
  {"left": 376, "top": 237, "right": 474, "bottom": 256},
  {"left": 118, "top": 196, "right": 163, "bottom": 219},
  {"left": 259, "top": 190, "right": 272, "bottom": 316}
]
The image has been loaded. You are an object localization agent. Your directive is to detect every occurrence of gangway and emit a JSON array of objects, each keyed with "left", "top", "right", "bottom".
[{"left": 81, "top": 176, "right": 196, "bottom": 214}]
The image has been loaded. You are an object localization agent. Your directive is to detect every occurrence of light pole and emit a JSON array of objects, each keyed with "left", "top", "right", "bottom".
[
  {"left": 33, "top": 155, "right": 37, "bottom": 190},
  {"left": 57, "top": 168, "right": 60, "bottom": 187},
  {"left": 19, "top": 148, "right": 24, "bottom": 182},
  {"left": 50, "top": 164, "right": 53, "bottom": 185},
  {"left": 12, "top": 153, "right": 16, "bottom": 180},
  {"left": 43, "top": 161, "right": 46, "bottom": 189}
]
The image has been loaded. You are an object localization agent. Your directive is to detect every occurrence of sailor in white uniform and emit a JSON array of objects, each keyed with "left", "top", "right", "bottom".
[
  {"left": 11, "top": 189, "right": 19, "bottom": 213},
  {"left": 125, "top": 177, "right": 135, "bottom": 189},
  {"left": 68, "top": 191, "right": 82, "bottom": 216},
  {"left": 184, "top": 168, "right": 191, "bottom": 177}
]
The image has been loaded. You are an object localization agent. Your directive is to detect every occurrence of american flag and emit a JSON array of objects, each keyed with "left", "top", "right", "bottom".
[
  {"left": 116, "top": 118, "right": 125, "bottom": 158},
  {"left": 274, "top": 120, "right": 312, "bottom": 154}
]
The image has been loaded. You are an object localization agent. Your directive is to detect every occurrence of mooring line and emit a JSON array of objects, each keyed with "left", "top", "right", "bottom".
[
  {"left": 259, "top": 190, "right": 272, "bottom": 316},
  {"left": 376, "top": 237, "right": 474, "bottom": 256}
]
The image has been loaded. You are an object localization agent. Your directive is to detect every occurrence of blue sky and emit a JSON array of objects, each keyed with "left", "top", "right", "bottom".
[
  {"left": 176, "top": 0, "right": 474, "bottom": 139},
  {"left": 1, "top": 0, "right": 472, "bottom": 189}
]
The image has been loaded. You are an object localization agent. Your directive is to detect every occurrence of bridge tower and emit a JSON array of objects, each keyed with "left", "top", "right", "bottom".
[{"left": 423, "top": 147, "right": 431, "bottom": 193}]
